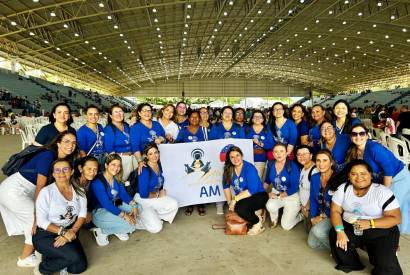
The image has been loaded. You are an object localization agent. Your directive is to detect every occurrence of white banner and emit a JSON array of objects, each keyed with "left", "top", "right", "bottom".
[{"left": 159, "top": 139, "right": 254, "bottom": 207}]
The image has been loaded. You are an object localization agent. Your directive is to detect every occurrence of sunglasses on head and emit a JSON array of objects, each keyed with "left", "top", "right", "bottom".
[{"left": 350, "top": 131, "right": 367, "bottom": 137}]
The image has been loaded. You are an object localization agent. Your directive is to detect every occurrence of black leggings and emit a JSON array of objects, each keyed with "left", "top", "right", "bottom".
[
  {"left": 32, "top": 228, "right": 87, "bottom": 275},
  {"left": 235, "top": 192, "right": 269, "bottom": 227},
  {"left": 329, "top": 221, "right": 402, "bottom": 275}
]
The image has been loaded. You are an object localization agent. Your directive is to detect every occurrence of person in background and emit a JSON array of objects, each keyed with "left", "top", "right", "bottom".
[
  {"left": 308, "top": 149, "right": 336, "bottom": 250},
  {"left": 332, "top": 100, "right": 361, "bottom": 135},
  {"left": 265, "top": 143, "right": 301, "bottom": 230},
  {"left": 268, "top": 102, "right": 297, "bottom": 157},
  {"left": 33, "top": 159, "right": 88, "bottom": 275},
  {"left": 223, "top": 146, "right": 268, "bottom": 235},
  {"left": 346, "top": 124, "right": 410, "bottom": 234},
  {"left": 295, "top": 145, "right": 318, "bottom": 232},
  {"left": 199, "top": 107, "right": 212, "bottom": 141},
  {"left": 329, "top": 160, "right": 402, "bottom": 275},
  {"left": 175, "top": 101, "right": 189, "bottom": 129},
  {"left": 35, "top": 103, "right": 76, "bottom": 146},
  {"left": 103, "top": 104, "right": 134, "bottom": 181},
  {"left": 309, "top": 104, "right": 329, "bottom": 153},
  {"left": 234, "top": 107, "right": 246, "bottom": 127},
  {"left": 135, "top": 143, "right": 178, "bottom": 232},
  {"left": 244, "top": 110, "right": 274, "bottom": 180},
  {"left": 396, "top": 105, "right": 410, "bottom": 138},
  {"left": 0, "top": 131, "right": 77, "bottom": 268},
  {"left": 157, "top": 104, "right": 179, "bottom": 143},
  {"left": 319, "top": 121, "right": 351, "bottom": 174},
  {"left": 290, "top": 104, "right": 309, "bottom": 146},
  {"left": 128, "top": 109, "right": 138, "bottom": 126},
  {"left": 76, "top": 105, "right": 105, "bottom": 166}
]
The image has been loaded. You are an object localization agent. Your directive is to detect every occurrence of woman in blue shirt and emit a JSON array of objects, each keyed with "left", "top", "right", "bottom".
[
  {"left": 199, "top": 107, "right": 212, "bottom": 141},
  {"left": 134, "top": 143, "right": 178, "bottom": 233},
  {"left": 309, "top": 104, "right": 330, "bottom": 153},
  {"left": 268, "top": 102, "right": 297, "bottom": 156},
  {"left": 209, "top": 106, "right": 245, "bottom": 140},
  {"left": 346, "top": 124, "right": 410, "bottom": 234},
  {"left": 265, "top": 143, "right": 301, "bottom": 230},
  {"left": 175, "top": 101, "right": 189, "bottom": 129},
  {"left": 0, "top": 131, "right": 77, "bottom": 268},
  {"left": 77, "top": 105, "right": 105, "bottom": 166},
  {"left": 103, "top": 104, "right": 135, "bottom": 181},
  {"left": 244, "top": 110, "right": 274, "bottom": 180},
  {"left": 35, "top": 102, "right": 76, "bottom": 146},
  {"left": 308, "top": 149, "right": 336, "bottom": 250},
  {"left": 290, "top": 103, "right": 309, "bottom": 146},
  {"left": 320, "top": 121, "right": 351, "bottom": 174},
  {"left": 223, "top": 146, "right": 268, "bottom": 235},
  {"left": 332, "top": 100, "right": 361, "bottom": 135},
  {"left": 130, "top": 103, "right": 166, "bottom": 173},
  {"left": 90, "top": 154, "right": 140, "bottom": 246}
]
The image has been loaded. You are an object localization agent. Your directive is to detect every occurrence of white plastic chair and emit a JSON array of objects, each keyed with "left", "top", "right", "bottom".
[
  {"left": 378, "top": 131, "right": 389, "bottom": 147},
  {"left": 387, "top": 137, "right": 410, "bottom": 166},
  {"left": 400, "top": 136, "right": 410, "bottom": 153},
  {"left": 371, "top": 127, "right": 382, "bottom": 141},
  {"left": 18, "top": 128, "right": 30, "bottom": 149}
]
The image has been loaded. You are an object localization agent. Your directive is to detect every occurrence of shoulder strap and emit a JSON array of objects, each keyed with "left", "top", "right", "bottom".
[
  {"left": 308, "top": 165, "right": 316, "bottom": 181},
  {"left": 87, "top": 130, "right": 100, "bottom": 156},
  {"left": 382, "top": 195, "right": 395, "bottom": 210},
  {"left": 202, "top": 126, "right": 208, "bottom": 141},
  {"left": 344, "top": 183, "right": 349, "bottom": 193}
]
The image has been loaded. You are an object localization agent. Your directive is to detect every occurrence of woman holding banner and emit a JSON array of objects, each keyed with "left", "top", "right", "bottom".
[{"left": 223, "top": 146, "right": 268, "bottom": 235}]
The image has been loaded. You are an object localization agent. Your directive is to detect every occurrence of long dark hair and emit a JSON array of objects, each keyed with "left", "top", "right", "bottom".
[
  {"left": 315, "top": 149, "right": 343, "bottom": 191},
  {"left": 220, "top": 106, "right": 234, "bottom": 122},
  {"left": 309, "top": 104, "right": 332, "bottom": 128},
  {"left": 48, "top": 158, "right": 85, "bottom": 196},
  {"left": 223, "top": 146, "right": 243, "bottom": 186},
  {"left": 49, "top": 102, "right": 73, "bottom": 125},
  {"left": 332, "top": 99, "right": 353, "bottom": 134},
  {"left": 246, "top": 110, "right": 268, "bottom": 135},
  {"left": 289, "top": 103, "right": 307, "bottom": 123},
  {"left": 45, "top": 130, "right": 78, "bottom": 164},
  {"left": 72, "top": 156, "right": 98, "bottom": 188},
  {"left": 107, "top": 104, "right": 129, "bottom": 132},
  {"left": 136, "top": 103, "right": 153, "bottom": 122},
  {"left": 269, "top": 102, "right": 287, "bottom": 138},
  {"left": 142, "top": 142, "right": 162, "bottom": 180}
]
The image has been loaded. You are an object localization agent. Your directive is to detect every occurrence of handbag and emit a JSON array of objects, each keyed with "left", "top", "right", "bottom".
[{"left": 224, "top": 211, "right": 248, "bottom": 235}]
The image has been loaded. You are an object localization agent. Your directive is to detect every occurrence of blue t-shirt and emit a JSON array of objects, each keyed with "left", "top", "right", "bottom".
[
  {"left": 176, "top": 118, "right": 189, "bottom": 129},
  {"left": 35, "top": 123, "right": 76, "bottom": 145},
  {"left": 209, "top": 122, "right": 245, "bottom": 140},
  {"left": 333, "top": 117, "right": 361, "bottom": 135},
  {"left": 309, "top": 173, "right": 332, "bottom": 218},
  {"left": 265, "top": 160, "right": 300, "bottom": 196},
  {"left": 130, "top": 121, "right": 166, "bottom": 153},
  {"left": 363, "top": 140, "right": 405, "bottom": 183},
  {"left": 271, "top": 119, "right": 297, "bottom": 146},
  {"left": 90, "top": 176, "right": 132, "bottom": 215},
  {"left": 138, "top": 166, "right": 165, "bottom": 198},
  {"left": 175, "top": 127, "right": 206, "bottom": 143},
  {"left": 308, "top": 124, "right": 321, "bottom": 153},
  {"left": 103, "top": 123, "right": 132, "bottom": 153},
  {"left": 321, "top": 133, "right": 351, "bottom": 173},
  {"left": 223, "top": 161, "right": 265, "bottom": 196},
  {"left": 295, "top": 120, "right": 309, "bottom": 146},
  {"left": 19, "top": 149, "right": 56, "bottom": 184},
  {"left": 77, "top": 124, "right": 105, "bottom": 155},
  {"left": 244, "top": 126, "right": 275, "bottom": 162}
]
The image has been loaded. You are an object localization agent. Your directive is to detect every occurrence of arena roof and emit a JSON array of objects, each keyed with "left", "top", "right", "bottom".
[{"left": 1, "top": 0, "right": 410, "bottom": 95}]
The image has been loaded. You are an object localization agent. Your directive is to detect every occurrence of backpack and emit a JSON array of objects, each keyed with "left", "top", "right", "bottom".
[
  {"left": 1, "top": 145, "right": 46, "bottom": 176},
  {"left": 307, "top": 165, "right": 318, "bottom": 182},
  {"left": 125, "top": 170, "right": 139, "bottom": 197}
]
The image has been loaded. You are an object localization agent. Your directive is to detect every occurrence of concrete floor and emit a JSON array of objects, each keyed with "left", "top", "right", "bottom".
[{"left": 0, "top": 135, "right": 409, "bottom": 275}]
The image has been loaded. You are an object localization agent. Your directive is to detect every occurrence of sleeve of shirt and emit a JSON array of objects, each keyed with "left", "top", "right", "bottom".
[
  {"left": 300, "top": 121, "right": 309, "bottom": 136},
  {"left": 138, "top": 168, "right": 150, "bottom": 198},
  {"left": 34, "top": 125, "right": 49, "bottom": 145},
  {"left": 90, "top": 179, "right": 121, "bottom": 216},
  {"left": 118, "top": 183, "right": 132, "bottom": 204},
  {"left": 130, "top": 124, "right": 141, "bottom": 153},
  {"left": 331, "top": 183, "right": 345, "bottom": 207},
  {"left": 309, "top": 175, "right": 320, "bottom": 218},
  {"left": 380, "top": 187, "right": 400, "bottom": 211},
  {"left": 264, "top": 161, "right": 273, "bottom": 184},
  {"left": 245, "top": 164, "right": 262, "bottom": 195},
  {"left": 36, "top": 188, "right": 51, "bottom": 230},
  {"left": 103, "top": 126, "right": 115, "bottom": 154},
  {"left": 156, "top": 123, "right": 166, "bottom": 138},
  {"left": 287, "top": 162, "right": 300, "bottom": 196},
  {"left": 288, "top": 121, "right": 298, "bottom": 146},
  {"left": 78, "top": 195, "right": 88, "bottom": 218},
  {"left": 76, "top": 127, "right": 88, "bottom": 152},
  {"left": 371, "top": 144, "right": 398, "bottom": 176},
  {"left": 36, "top": 151, "right": 55, "bottom": 178},
  {"left": 263, "top": 128, "right": 275, "bottom": 150}
]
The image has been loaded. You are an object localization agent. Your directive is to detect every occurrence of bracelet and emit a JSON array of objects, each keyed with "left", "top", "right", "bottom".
[
  {"left": 234, "top": 196, "right": 239, "bottom": 202},
  {"left": 335, "top": 225, "right": 344, "bottom": 232},
  {"left": 370, "top": 219, "right": 376, "bottom": 229},
  {"left": 59, "top": 228, "right": 67, "bottom": 236},
  {"left": 57, "top": 226, "right": 63, "bottom": 236}
]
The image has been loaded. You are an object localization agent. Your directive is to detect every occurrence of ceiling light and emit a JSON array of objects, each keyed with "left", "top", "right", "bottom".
[
  {"left": 318, "top": 35, "right": 322, "bottom": 38},
  {"left": 44, "top": 40, "right": 49, "bottom": 44},
  {"left": 186, "top": 15, "right": 190, "bottom": 19},
  {"left": 385, "top": 34, "right": 389, "bottom": 39},
  {"left": 369, "top": 40, "right": 374, "bottom": 44},
  {"left": 304, "top": 27, "right": 308, "bottom": 31},
  {"left": 120, "top": 33, "right": 124, "bottom": 37},
  {"left": 223, "top": 12, "right": 228, "bottom": 16},
  {"left": 66, "top": 53, "right": 70, "bottom": 56},
  {"left": 33, "top": 0, "right": 39, "bottom": 2},
  {"left": 328, "top": 10, "right": 333, "bottom": 15},
  {"left": 390, "top": 44, "right": 394, "bottom": 47},
  {"left": 344, "top": 0, "right": 349, "bottom": 4},
  {"left": 356, "top": 45, "right": 360, "bottom": 49},
  {"left": 407, "top": 39, "right": 410, "bottom": 43},
  {"left": 92, "top": 46, "right": 96, "bottom": 50},
  {"left": 113, "top": 25, "right": 118, "bottom": 29},
  {"left": 229, "top": 1, "right": 234, "bottom": 5},
  {"left": 373, "top": 24, "right": 377, "bottom": 28},
  {"left": 63, "top": 24, "right": 69, "bottom": 28},
  {"left": 403, "top": 28, "right": 407, "bottom": 33},
  {"left": 391, "top": 15, "right": 396, "bottom": 20},
  {"left": 342, "top": 21, "right": 347, "bottom": 25},
  {"left": 358, "top": 12, "right": 363, "bottom": 16},
  {"left": 267, "top": 0, "right": 271, "bottom": 3},
  {"left": 315, "top": 19, "right": 319, "bottom": 23},
  {"left": 85, "top": 41, "right": 89, "bottom": 44},
  {"left": 98, "top": 3, "right": 104, "bottom": 8},
  {"left": 158, "top": 34, "right": 161, "bottom": 38},
  {"left": 152, "top": 8, "right": 157, "bottom": 13},
  {"left": 107, "top": 15, "right": 112, "bottom": 20},
  {"left": 50, "top": 12, "right": 56, "bottom": 17},
  {"left": 376, "top": 49, "right": 380, "bottom": 52},
  {"left": 187, "top": 4, "right": 192, "bottom": 8},
  {"left": 124, "top": 40, "right": 127, "bottom": 43},
  {"left": 56, "top": 47, "right": 61, "bottom": 51},
  {"left": 156, "top": 27, "right": 160, "bottom": 31},
  {"left": 98, "top": 52, "right": 102, "bottom": 55},
  {"left": 11, "top": 21, "right": 17, "bottom": 26},
  {"left": 329, "top": 28, "right": 333, "bottom": 32},
  {"left": 29, "top": 31, "right": 35, "bottom": 36},
  {"left": 258, "top": 10, "right": 262, "bottom": 14},
  {"left": 74, "top": 33, "right": 79, "bottom": 37},
  {"left": 357, "top": 31, "right": 361, "bottom": 34},
  {"left": 377, "top": 2, "right": 382, "bottom": 6},
  {"left": 154, "top": 18, "right": 158, "bottom": 22}
]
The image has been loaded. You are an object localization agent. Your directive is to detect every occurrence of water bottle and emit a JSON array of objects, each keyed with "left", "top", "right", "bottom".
[{"left": 353, "top": 209, "right": 363, "bottom": 236}]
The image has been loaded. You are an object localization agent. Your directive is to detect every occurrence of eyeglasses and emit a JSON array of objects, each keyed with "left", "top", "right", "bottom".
[
  {"left": 321, "top": 126, "right": 334, "bottom": 132},
  {"left": 350, "top": 131, "right": 367, "bottom": 137},
  {"left": 62, "top": 140, "right": 77, "bottom": 146},
  {"left": 53, "top": 167, "right": 71, "bottom": 174}
]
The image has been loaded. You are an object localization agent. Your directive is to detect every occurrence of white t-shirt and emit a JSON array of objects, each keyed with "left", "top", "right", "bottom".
[
  {"left": 332, "top": 183, "right": 399, "bottom": 222},
  {"left": 299, "top": 165, "right": 319, "bottom": 206},
  {"left": 36, "top": 183, "right": 87, "bottom": 230},
  {"left": 158, "top": 118, "right": 179, "bottom": 140}
]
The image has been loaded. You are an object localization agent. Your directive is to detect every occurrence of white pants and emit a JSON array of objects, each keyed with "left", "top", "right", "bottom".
[
  {"left": 133, "top": 194, "right": 179, "bottom": 233},
  {"left": 254, "top": 162, "right": 266, "bottom": 182},
  {"left": 266, "top": 192, "right": 302, "bottom": 230},
  {"left": 0, "top": 172, "right": 36, "bottom": 244},
  {"left": 120, "top": 154, "right": 138, "bottom": 182}
]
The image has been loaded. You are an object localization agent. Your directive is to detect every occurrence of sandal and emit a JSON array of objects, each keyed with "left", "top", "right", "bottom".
[
  {"left": 198, "top": 205, "right": 206, "bottom": 216},
  {"left": 185, "top": 206, "right": 194, "bottom": 216}
]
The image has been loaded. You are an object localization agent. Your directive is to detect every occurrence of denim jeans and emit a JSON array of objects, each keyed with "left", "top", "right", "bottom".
[
  {"left": 307, "top": 218, "right": 331, "bottom": 250},
  {"left": 92, "top": 203, "right": 140, "bottom": 235}
]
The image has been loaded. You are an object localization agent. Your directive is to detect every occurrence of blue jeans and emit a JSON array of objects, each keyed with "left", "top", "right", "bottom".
[
  {"left": 308, "top": 218, "right": 331, "bottom": 250},
  {"left": 92, "top": 203, "right": 137, "bottom": 235}
]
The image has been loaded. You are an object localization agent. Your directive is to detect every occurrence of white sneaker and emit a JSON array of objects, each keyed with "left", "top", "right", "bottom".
[
  {"left": 60, "top": 267, "right": 68, "bottom": 275},
  {"left": 114, "top": 233, "right": 129, "bottom": 241},
  {"left": 33, "top": 264, "right": 42, "bottom": 275},
  {"left": 34, "top": 251, "right": 42, "bottom": 265},
  {"left": 17, "top": 254, "right": 36, "bottom": 267},
  {"left": 91, "top": 228, "right": 109, "bottom": 246},
  {"left": 216, "top": 203, "right": 224, "bottom": 215},
  {"left": 247, "top": 222, "right": 266, "bottom": 236}
]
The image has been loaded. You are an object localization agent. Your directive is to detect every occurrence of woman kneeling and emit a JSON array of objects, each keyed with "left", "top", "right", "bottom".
[{"left": 330, "top": 160, "right": 402, "bottom": 275}]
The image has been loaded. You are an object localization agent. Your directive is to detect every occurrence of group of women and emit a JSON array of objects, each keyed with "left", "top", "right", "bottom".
[{"left": 0, "top": 99, "right": 408, "bottom": 275}]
